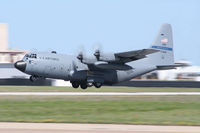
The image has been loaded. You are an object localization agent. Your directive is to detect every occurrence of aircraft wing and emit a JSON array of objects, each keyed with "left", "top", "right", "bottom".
[
  {"left": 81, "top": 48, "right": 159, "bottom": 71},
  {"left": 114, "top": 48, "right": 159, "bottom": 63}
]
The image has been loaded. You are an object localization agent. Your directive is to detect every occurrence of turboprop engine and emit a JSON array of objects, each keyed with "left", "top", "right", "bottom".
[
  {"left": 93, "top": 50, "right": 117, "bottom": 62},
  {"left": 77, "top": 49, "right": 118, "bottom": 64}
]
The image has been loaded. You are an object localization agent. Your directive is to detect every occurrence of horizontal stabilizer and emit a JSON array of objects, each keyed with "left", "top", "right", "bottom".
[{"left": 157, "top": 64, "right": 187, "bottom": 70}]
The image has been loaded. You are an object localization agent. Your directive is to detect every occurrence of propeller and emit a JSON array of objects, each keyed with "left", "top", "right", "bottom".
[
  {"left": 93, "top": 43, "right": 103, "bottom": 61},
  {"left": 77, "top": 52, "right": 83, "bottom": 62},
  {"left": 76, "top": 45, "right": 85, "bottom": 63},
  {"left": 94, "top": 49, "right": 100, "bottom": 60},
  {"left": 76, "top": 44, "right": 104, "bottom": 63}
]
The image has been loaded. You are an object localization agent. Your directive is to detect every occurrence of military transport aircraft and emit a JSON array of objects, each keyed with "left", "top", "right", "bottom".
[{"left": 14, "top": 24, "right": 179, "bottom": 89}]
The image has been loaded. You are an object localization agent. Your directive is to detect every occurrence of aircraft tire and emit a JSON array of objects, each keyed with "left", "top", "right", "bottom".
[
  {"left": 93, "top": 82, "right": 102, "bottom": 88},
  {"left": 30, "top": 76, "right": 36, "bottom": 82},
  {"left": 72, "top": 82, "right": 79, "bottom": 88},
  {"left": 80, "top": 84, "right": 87, "bottom": 89}
]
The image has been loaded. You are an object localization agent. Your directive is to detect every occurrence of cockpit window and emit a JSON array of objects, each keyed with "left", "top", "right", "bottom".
[{"left": 25, "top": 54, "right": 37, "bottom": 59}]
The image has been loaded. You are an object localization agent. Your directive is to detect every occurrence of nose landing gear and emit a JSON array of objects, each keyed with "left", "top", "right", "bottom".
[
  {"left": 29, "top": 75, "right": 44, "bottom": 82},
  {"left": 30, "top": 75, "right": 38, "bottom": 82}
]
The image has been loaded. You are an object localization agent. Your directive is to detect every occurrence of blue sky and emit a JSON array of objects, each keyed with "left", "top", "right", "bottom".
[{"left": 0, "top": 0, "right": 199, "bottom": 65}]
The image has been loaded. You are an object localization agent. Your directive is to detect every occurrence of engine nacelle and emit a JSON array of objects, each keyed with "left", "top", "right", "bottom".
[
  {"left": 99, "top": 53, "right": 116, "bottom": 62},
  {"left": 94, "top": 50, "right": 117, "bottom": 62}
]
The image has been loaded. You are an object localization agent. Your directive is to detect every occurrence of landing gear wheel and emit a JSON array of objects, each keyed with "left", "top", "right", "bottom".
[
  {"left": 30, "top": 76, "right": 37, "bottom": 82},
  {"left": 93, "top": 83, "right": 102, "bottom": 88},
  {"left": 80, "top": 84, "right": 87, "bottom": 89},
  {"left": 72, "top": 82, "right": 79, "bottom": 88}
]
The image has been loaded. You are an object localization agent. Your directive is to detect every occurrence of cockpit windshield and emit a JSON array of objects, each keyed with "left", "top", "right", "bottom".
[{"left": 25, "top": 53, "right": 37, "bottom": 59}]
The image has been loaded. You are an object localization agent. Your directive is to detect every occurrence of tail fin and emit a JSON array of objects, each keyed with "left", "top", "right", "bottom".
[{"left": 150, "top": 23, "right": 174, "bottom": 66}]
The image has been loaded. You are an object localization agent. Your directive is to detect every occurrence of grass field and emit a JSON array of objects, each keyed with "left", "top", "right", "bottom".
[
  {"left": 0, "top": 86, "right": 200, "bottom": 125},
  {"left": 0, "top": 86, "right": 199, "bottom": 92}
]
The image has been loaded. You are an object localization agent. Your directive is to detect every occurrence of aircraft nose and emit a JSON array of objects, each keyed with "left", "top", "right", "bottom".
[{"left": 14, "top": 60, "right": 26, "bottom": 72}]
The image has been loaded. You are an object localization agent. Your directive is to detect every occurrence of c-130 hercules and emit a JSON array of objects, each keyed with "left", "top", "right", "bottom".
[{"left": 15, "top": 24, "right": 180, "bottom": 89}]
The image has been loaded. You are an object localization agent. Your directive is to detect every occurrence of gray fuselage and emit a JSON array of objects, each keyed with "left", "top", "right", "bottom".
[{"left": 22, "top": 52, "right": 156, "bottom": 85}]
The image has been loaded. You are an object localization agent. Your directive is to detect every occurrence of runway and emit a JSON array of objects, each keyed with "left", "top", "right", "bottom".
[
  {"left": 0, "top": 122, "right": 200, "bottom": 133},
  {"left": 0, "top": 92, "right": 200, "bottom": 96}
]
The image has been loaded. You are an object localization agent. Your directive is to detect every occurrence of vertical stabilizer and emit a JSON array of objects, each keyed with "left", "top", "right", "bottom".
[{"left": 150, "top": 24, "right": 174, "bottom": 66}]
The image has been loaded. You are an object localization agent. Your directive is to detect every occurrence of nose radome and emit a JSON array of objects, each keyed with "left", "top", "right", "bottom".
[{"left": 14, "top": 60, "right": 26, "bottom": 72}]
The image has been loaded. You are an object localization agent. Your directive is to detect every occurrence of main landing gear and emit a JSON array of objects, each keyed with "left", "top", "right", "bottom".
[
  {"left": 72, "top": 82, "right": 79, "bottom": 88},
  {"left": 71, "top": 81, "right": 102, "bottom": 89},
  {"left": 71, "top": 81, "right": 88, "bottom": 89},
  {"left": 80, "top": 83, "right": 87, "bottom": 89},
  {"left": 93, "top": 82, "right": 102, "bottom": 88}
]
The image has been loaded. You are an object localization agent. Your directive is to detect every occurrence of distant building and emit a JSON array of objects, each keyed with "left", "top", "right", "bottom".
[
  {"left": 0, "top": 24, "right": 8, "bottom": 51},
  {"left": 0, "top": 24, "right": 28, "bottom": 63}
]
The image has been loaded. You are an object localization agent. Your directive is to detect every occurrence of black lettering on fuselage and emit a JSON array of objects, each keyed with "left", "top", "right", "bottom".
[{"left": 39, "top": 56, "right": 59, "bottom": 61}]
